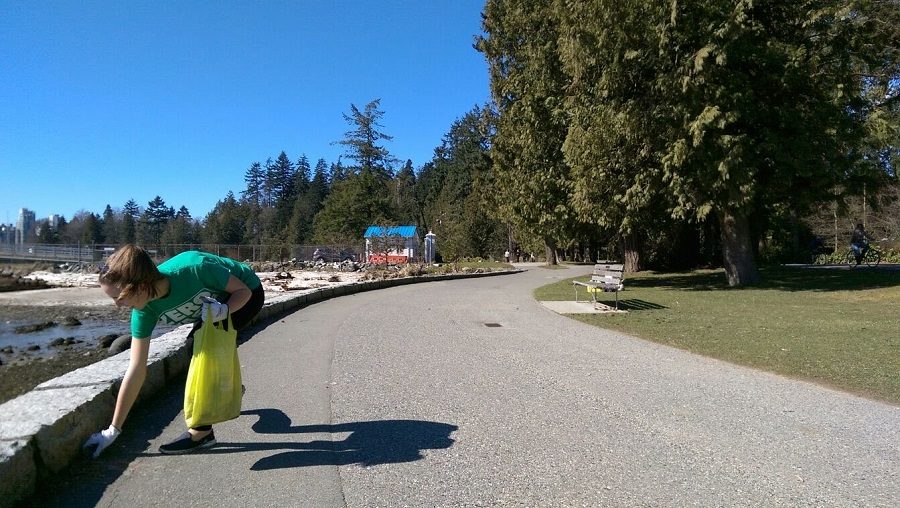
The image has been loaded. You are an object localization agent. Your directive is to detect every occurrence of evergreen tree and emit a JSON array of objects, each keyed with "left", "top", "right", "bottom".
[
  {"left": 416, "top": 161, "right": 445, "bottom": 229},
  {"left": 285, "top": 158, "right": 328, "bottom": 244},
  {"left": 312, "top": 158, "right": 330, "bottom": 198},
  {"left": 478, "top": 0, "right": 576, "bottom": 264},
  {"left": 37, "top": 220, "right": 59, "bottom": 244},
  {"left": 242, "top": 162, "right": 265, "bottom": 245},
  {"left": 121, "top": 199, "right": 140, "bottom": 244},
  {"left": 139, "top": 196, "right": 173, "bottom": 247},
  {"left": 312, "top": 171, "right": 393, "bottom": 244},
  {"left": 203, "top": 192, "right": 245, "bottom": 244},
  {"left": 101, "top": 204, "right": 118, "bottom": 245},
  {"left": 81, "top": 213, "right": 102, "bottom": 244},
  {"left": 422, "top": 105, "right": 504, "bottom": 260},
  {"left": 393, "top": 159, "right": 418, "bottom": 224},
  {"left": 329, "top": 160, "right": 348, "bottom": 184},
  {"left": 293, "top": 155, "right": 311, "bottom": 199},
  {"left": 267, "top": 151, "right": 295, "bottom": 206},
  {"left": 122, "top": 214, "right": 136, "bottom": 245},
  {"left": 241, "top": 162, "right": 265, "bottom": 209},
  {"left": 314, "top": 101, "right": 399, "bottom": 242},
  {"left": 336, "top": 99, "right": 397, "bottom": 179},
  {"left": 261, "top": 157, "right": 275, "bottom": 207},
  {"left": 652, "top": 0, "right": 887, "bottom": 285},
  {"left": 161, "top": 213, "right": 195, "bottom": 251},
  {"left": 555, "top": 0, "right": 670, "bottom": 271}
]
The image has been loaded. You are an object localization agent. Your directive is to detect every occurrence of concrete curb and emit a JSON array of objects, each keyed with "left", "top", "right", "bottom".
[{"left": 0, "top": 269, "right": 518, "bottom": 506}]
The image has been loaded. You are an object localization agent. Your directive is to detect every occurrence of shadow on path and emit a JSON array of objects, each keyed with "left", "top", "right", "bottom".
[
  {"left": 22, "top": 383, "right": 185, "bottom": 508},
  {"left": 204, "top": 408, "right": 458, "bottom": 471}
]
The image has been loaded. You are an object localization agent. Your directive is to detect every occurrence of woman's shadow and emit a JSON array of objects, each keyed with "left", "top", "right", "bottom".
[{"left": 209, "top": 408, "right": 458, "bottom": 471}]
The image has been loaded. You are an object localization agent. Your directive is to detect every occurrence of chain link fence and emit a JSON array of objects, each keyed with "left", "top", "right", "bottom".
[{"left": 0, "top": 243, "right": 367, "bottom": 266}]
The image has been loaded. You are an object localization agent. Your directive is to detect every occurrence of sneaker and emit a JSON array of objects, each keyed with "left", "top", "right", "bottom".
[{"left": 159, "top": 430, "right": 216, "bottom": 455}]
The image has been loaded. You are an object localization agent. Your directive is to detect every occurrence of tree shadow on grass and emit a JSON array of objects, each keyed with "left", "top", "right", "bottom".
[
  {"left": 625, "top": 266, "right": 900, "bottom": 292},
  {"left": 203, "top": 408, "right": 458, "bottom": 471},
  {"left": 616, "top": 299, "right": 666, "bottom": 311}
]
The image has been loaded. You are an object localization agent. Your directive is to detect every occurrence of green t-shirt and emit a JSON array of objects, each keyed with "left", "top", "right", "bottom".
[{"left": 130, "top": 251, "right": 261, "bottom": 339}]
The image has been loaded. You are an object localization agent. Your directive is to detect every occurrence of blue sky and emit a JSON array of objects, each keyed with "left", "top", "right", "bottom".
[{"left": 0, "top": 1, "right": 490, "bottom": 224}]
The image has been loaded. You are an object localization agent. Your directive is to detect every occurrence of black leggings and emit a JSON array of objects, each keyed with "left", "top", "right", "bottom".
[
  {"left": 190, "top": 284, "right": 265, "bottom": 431},
  {"left": 230, "top": 283, "right": 266, "bottom": 331}
]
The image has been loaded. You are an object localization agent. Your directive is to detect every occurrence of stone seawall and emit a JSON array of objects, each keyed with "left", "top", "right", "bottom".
[{"left": 0, "top": 270, "right": 517, "bottom": 507}]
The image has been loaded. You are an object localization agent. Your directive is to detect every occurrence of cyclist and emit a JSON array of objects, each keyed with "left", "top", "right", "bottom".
[{"left": 850, "top": 223, "right": 875, "bottom": 266}]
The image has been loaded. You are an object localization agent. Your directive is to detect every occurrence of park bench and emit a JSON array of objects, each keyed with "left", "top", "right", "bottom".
[{"left": 572, "top": 262, "right": 626, "bottom": 312}]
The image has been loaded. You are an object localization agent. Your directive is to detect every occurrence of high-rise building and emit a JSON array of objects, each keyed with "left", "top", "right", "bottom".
[
  {"left": 48, "top": 214, "right": 60, "bottom": 230},
  {"left": 15, "top": 208, "right": 35, "bottom": 245},
  {"left": 0, "top": 224, "right": 14, "bottom": 245}
]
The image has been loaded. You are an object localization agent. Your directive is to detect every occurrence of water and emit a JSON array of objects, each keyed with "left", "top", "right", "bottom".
[{"left": 0, "top": 319, "right": 177, "bottom": 353}]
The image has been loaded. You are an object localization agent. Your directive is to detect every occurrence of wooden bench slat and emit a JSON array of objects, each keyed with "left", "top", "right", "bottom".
[{"left": 572, "top": 262, "right": 626, "bottom": 311}]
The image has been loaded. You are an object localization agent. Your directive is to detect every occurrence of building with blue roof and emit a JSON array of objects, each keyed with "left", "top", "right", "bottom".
[{"left": 364, "top": 225, "right": 420, "bottom": 263}]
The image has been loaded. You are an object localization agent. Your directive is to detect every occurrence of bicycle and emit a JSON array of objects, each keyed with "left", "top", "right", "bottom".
[{"left": 845, "top": 245, "right": 881, "bottom": 268}]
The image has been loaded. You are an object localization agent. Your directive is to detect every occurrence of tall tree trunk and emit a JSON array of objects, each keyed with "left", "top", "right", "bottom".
[
  {"left": 789, "top": 211, "right": 800, "bottom": 261},
  {"left": 544, "top": 237, "right": 557, "bottom": 265},
  {"left": 622, "top": 233, "right": 642, "bottom": 273},
  {"left": 720, "top": 210, "right": 759, "bottom": 286}
]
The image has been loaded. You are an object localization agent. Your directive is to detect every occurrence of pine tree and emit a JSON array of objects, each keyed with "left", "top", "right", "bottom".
[
  {"left": 293, "top": 155, "right": 311, "bottom": 199},
  {"left": 81, "top": 213, "right": 101, "bottom": 244},
  {"left": 393, "top": 160, "right": 418, "bottom": 224},
  {"left": 242, "top": 162, "right": 265, "bottom": 209},
  {"left": 478, "top": 0, "right": 575, "bottom": 264},
  {"left": 139, "top": 196, "right": 173, "bottom": 248},
  {"left": 101, "top": 204, "right": 118, "bottom": 245},
  {"left": 654, "top": 1, "right": 886, "bottom": 285},
  {"left": 336, "top": 99, "right": 397, "bottom": 179},
  {"left": 312, "top": 171, "right": 393, "bottom": 244},
  {"left": 330, "top": 160, "right": 348, "bottom": 184},
  {"left": 421, "top": 105, "right": 504, "bottom": 260},
  {"left": 285, "top": 158, "right": 327, "bottom": 244},
  {"left": 267, "top": 152, "right": 295, "bottom": 206},
  {"left": 242, "top": 162, "right": 264, "bottom": 245},
  {"left": 314, "top": 101, "right": 400, "bottom": 242},
  {"left": 203, "top": 192, "right": 245, "bottom": 244},
  {"left": 121, "top": 199, "right": 140, "bottom": 244},
  {"left": 555, "top": 0, "right": 671, "bottom": 271}
]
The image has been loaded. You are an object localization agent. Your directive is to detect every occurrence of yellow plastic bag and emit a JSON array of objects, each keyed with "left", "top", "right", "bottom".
[{"left": 183, "top": 311, "right": 242, "bottom": 428}]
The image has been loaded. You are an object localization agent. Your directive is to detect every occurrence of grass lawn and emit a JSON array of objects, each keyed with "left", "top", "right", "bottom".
[{"left": 534, "top": 266, "right": 900, "bottom": 405}]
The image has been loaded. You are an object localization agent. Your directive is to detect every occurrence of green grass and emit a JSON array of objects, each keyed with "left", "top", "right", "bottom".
[{"left": 534, "top": 266, "right": 900, "bottom": 405}]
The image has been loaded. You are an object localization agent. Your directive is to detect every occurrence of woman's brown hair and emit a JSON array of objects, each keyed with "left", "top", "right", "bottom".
[{"left": 99, "top": 245, "right": 165, "bottom": 301}]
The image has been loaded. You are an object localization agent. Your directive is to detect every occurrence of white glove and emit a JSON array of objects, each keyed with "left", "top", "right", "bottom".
[
  {"left": 82, "top": 424, "right": 121, "bottom": 459},
  {"left": 200, "top": 296, "right": 229, "bottom": 323}
]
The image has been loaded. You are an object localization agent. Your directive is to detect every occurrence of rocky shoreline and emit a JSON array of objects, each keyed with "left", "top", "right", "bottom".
[
  {"left": 0, "top": 298, "right": 132, "bottom": 404},
  {"left": 0, "top": 262, "right": 367, "bottom": 404}
]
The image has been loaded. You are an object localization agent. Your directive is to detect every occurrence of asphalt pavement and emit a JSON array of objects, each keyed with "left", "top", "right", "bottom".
[{"left": 29, "top": 264, "right": 899, "bottom": 507}]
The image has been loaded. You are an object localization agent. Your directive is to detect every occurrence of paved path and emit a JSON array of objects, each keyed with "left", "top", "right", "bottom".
[{"left": 32, "top": 265, "right": 899, "bottom": 507}]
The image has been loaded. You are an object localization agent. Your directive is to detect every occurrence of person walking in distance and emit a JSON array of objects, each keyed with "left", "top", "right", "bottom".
[{"left": 83, "top": 245, "right": 265, "bottom": 457}]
